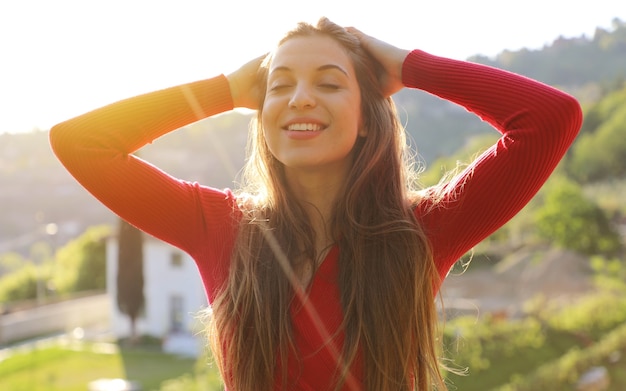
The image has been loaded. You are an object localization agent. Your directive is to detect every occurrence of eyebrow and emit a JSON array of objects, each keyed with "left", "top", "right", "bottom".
[{"left": 269, "top": 64, "right": 349, "bottom": 76}]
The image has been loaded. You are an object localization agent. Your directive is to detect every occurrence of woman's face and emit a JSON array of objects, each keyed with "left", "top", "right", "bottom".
[{"left": 262, "top": 35, "right": 364, "bottom": 176}]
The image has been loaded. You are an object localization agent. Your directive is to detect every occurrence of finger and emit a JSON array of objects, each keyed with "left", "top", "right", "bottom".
[{"left": 345, "top": 27, "right": 379, "bottom": 54}]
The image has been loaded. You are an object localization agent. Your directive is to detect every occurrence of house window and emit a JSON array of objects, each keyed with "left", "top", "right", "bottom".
[
  {"left": 170, "top": 295, "right": 184, "bottom": 332},
  {"left": 171, "top": 252, "right": 183, "bottom": 268}
]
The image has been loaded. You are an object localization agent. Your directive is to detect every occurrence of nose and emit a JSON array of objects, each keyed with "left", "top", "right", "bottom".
[{"left": 289, "top": 83, "right": 316, "bottom": 110}]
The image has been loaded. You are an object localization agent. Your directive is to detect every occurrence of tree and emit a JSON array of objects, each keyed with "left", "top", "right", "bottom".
[
  {"left": 0, "top": 263, "right": 39, "bottom": 303},
  {"left": 116, "top": 218, "right": 145, "bottom": 344},
  {"left": 0, "top": 252, "right": 26, "bottom": 275},
  {"left": 568, "top": 100, "right": 626, "bottom": 183},
  {"left": 52, "top": 225, "right": 109, "bottom": 294},
  {"left": 534, "top": 178, "right": 622, "bottom": 256}
]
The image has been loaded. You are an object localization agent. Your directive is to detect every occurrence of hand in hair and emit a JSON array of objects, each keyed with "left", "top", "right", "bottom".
[
  {"left": 346, "top": 27, "right": 410, "bottom": 97},
  {"left": 226, "top": 54, "right": 266, "bottom": 109}
]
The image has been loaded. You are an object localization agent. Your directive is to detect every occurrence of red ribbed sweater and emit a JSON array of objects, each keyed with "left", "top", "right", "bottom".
[{"left": 50, "top": 50, "right": 582, "bottom": 390}]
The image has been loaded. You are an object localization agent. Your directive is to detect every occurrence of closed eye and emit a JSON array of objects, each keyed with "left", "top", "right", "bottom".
[
  {"left": 269, "top": 84, "right": 291, "bottom": 92},
  {"left": 319, "top": 84, "right": 340, "bottom": 90}
]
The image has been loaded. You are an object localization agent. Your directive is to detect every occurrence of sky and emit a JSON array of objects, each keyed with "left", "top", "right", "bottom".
[{"left": 0, "top": 0, "right": 624, "bottom": 134}]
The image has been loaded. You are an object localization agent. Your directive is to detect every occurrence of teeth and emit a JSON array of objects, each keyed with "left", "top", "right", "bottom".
[{"left": 287, "top": 123, "right": 323, "bottom": 131}]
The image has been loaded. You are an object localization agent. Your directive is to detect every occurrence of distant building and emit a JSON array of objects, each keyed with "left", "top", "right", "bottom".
[{"left": 106, "top": 236, "right": 208, "bottom": 356}]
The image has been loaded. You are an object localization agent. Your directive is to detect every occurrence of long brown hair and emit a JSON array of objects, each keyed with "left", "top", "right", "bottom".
[{"left": 209, "top": 17, "right": 445, "bottom": 390}]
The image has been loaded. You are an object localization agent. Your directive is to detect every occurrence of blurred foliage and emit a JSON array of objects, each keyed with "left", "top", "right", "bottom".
[
  {"left": 418, "top": 133, "right": 498, "bottom": 188},
  {"left": 0, "top": 262, "right": 44, "bottom": 302},
  {"left": 0, "top": 252, "right": 26, "bottom": 274},
  {"left": 444, "top": 289, "right": 626, "bottom": 391},
  {"left": 492, "top": 319, "right": 626, "bottom": 391},
  {"left": 590, "top": 255, "right": 626, "bottom": 292},
  {"left": 501, "top": 333, "right": 626, "bottom": 390},
  {"left": 0, "top": 241, "right": 56, "bottom": 303},
  {"left": 533, "top": 178, "right": 622, "bottom": 256},
  {"left": 0, "top": 225, "right": 110, "bottom": 303},
  {"left": 444, "top": 315, "right": 545, "bottom": 375},
  {"left": 566, "top": 84, "right": 626, "bottom": 183},
  {"left": 51, "top": 225, "right": 109, "bottom": 294},
  {"left": 546, "top": 292, "right": 626, "bottom": 338},
  {"left": 583, "top": 180, "right": 626, "bottom": 218}
]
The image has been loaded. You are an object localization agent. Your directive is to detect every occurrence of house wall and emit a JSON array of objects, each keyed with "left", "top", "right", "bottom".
[{"left": 106, "top": 238, "right": 207, "bottom": 339}]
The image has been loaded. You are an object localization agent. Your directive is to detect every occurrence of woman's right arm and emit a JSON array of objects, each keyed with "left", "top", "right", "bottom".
[{"left": 50, "top": 75, "right": 237, "bottom": 256}]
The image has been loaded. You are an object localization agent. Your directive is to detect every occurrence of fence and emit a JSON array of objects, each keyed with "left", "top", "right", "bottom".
[{"left": 0, "top": 293, "right": 110, "bottom": 345}]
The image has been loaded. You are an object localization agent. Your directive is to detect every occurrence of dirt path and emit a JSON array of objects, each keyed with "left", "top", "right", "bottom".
[{"left": 440, "top": 247, "right": 596, "bottom": 318}]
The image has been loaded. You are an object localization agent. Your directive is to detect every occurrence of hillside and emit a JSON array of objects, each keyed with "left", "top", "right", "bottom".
[
  {"left": 0, "top": 114, "right": 250, "bottom": 256},
  {"left": 1, "top": 19, "right": 625, "bottom": 255},
  {"left": 442, "top": 245, "right": 595, "bottom": 316}
]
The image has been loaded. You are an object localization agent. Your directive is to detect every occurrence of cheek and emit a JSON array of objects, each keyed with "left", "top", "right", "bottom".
[
  {"left": 260, "top": 113, "right": 278, "bottom": 157},
  {"left": 261, "top": 98, "right": 280, "bottom": 129}
]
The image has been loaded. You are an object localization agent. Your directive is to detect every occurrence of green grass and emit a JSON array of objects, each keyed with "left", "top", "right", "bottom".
[
  {"left": 0, "top": 342, "right": 197, "bottom": 391},
  {"left": 3, "top": 289, "right": 626, "bottom": 390}
]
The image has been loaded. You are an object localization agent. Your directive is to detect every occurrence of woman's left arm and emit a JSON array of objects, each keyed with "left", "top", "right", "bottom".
[
  {"left": 350, "top": 28, "right": 583, "bottom": 279},
  {"left": 407, "top": 50, "right": 582, "bottom": 279}
]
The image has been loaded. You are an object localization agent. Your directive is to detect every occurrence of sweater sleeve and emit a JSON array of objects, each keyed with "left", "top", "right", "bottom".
[
  {"left": 403, "top": 50, "right": 583, "bottom": 281},
  {"left": 49, "top": 75, "right": 240, "bottom": 296}
]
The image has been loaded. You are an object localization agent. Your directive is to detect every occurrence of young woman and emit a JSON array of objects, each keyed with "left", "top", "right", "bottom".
[{"left": 51, "top": 18, "right": 582, "bottom": 391}]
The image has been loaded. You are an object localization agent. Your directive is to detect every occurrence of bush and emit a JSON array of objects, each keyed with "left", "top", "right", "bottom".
[
  {"left": 547, "top": 292, "right": 626, "bottom": 339},
  {"left": 494, "top": 321, "right": 626, "bottom": 391},
  {"left": 590, "top": 255, "right": 626, "bottom": 292},
  {"left": 0, "top": 262, "right": 49, "bottom": 302},
  {"left": 534, "top": 178, "right": 622, "bottom": 256},
  {"left": 444, "top": 315, "right": 546, "bottom": 375},
  {"left": 52, "top": 225, "right": 110, "bottom": 294}
]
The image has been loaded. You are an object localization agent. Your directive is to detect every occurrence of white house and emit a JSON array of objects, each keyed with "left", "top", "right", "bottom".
[{"left": 106, "top": 236, "right": 209, "bottom": 356}]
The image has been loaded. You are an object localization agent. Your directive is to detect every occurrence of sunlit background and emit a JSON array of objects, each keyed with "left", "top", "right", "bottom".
[
  {"left": 2, "top": 1, "right": 626, "bottom": 390},
  {"left": 1, "top": 0, "right": 624, "bottom": 134}
]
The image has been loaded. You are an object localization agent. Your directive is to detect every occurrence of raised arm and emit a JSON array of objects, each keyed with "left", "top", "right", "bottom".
[
  {"left": 350, "top": 29, "right": 583, "bottom": 279},
  {"left": 409, "top": 50, "right": 582, "bottom": 278},
  {"left": 50, "top": 75, "right": 236, "bottom": 257}
]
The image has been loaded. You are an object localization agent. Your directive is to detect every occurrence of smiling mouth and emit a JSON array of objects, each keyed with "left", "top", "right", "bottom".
[{"left": 285, "top": 123, "right": 326, "bottom": 131}]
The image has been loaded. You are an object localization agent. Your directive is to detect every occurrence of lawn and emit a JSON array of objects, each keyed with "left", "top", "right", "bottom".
[
  {"left": 0, "top": 341, "right": 197, "bottom": 391},
  {"left": 3, "top": 294, "right": 626, "bottom": 391}
]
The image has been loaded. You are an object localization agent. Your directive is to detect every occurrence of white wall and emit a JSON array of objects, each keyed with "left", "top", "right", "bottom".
[{"left": 106, "top": 238, "right": 207, "bottom": 339}]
